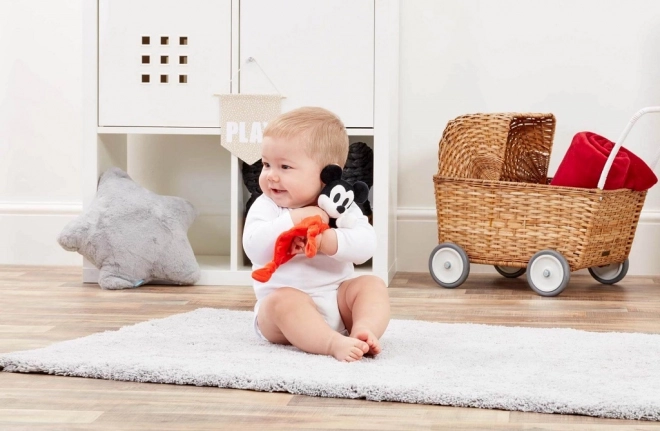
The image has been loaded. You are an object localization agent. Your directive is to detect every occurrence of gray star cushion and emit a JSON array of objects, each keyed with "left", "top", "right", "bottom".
[{"left": 58, "top": 167, "right": 201, "bottom": 289}]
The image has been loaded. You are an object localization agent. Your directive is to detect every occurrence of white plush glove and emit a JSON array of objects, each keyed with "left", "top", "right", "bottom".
[{"left": 335, "top": 214, "right": 357, "bottom": 229}]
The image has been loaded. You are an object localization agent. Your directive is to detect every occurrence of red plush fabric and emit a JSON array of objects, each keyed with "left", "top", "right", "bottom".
[
  {"left": 252, "top": 215, "right": 330, "bottom": 283},
  {"left": 550, "top": 132, "right": 657, "bottom": 191},
  {"left": 622, "top": 146, "right": 658, "bottom": 191}
]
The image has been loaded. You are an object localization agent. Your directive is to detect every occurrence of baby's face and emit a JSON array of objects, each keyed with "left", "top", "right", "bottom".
[{"left": 259, "top": 135, "right": 323, "bottom": 209}]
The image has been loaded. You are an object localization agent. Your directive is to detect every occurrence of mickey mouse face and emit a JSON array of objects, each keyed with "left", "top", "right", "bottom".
[
  {"left": 318, "top": 184, "right": 355, "bottom": 218},
  {"left": 317, "top": 165, "right": 369, "bottom": 224}
]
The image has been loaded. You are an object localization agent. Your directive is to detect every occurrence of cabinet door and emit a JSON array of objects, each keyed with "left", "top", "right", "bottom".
[
  {"left": 239, "top": 0, "right": 374, "bottom": 128},
  {"left": 99, "top": 0, "right": 231, "bottom": 128}
]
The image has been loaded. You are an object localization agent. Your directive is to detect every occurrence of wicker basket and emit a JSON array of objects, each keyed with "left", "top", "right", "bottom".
[{"left": 433, "top": 113, "right": 646, "bottom": 272}]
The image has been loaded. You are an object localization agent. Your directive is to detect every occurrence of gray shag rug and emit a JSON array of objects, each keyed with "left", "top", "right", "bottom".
[{"left": 1, "top": 308, "right": 659, "bottom": 421}]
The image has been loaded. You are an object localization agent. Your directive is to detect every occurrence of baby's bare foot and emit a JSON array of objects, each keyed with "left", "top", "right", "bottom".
[
  {"left": 328, "top": 333, "right": 369, "bottom": 362},
  {"left": 350, "top": 327, "right": 381, "bottom": 356}
]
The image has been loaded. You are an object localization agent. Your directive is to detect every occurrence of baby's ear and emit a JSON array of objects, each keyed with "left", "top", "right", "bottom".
[
  {"left": 320, "top": 164, "right": 342, "bottom": 184},
  {"left": 353, "top": 181, "right": 369, "bottom": 204}
]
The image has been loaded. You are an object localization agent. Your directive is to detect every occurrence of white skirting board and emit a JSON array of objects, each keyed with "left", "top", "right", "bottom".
[
  {"left": 0, "top": 202, "right": 82, "bottom": 266},
  {"left": 2, "top": 202, "right": 660, "bottom": 276},
  {"left": 0, "top": 202, "right": 230, "bottom": 267}
]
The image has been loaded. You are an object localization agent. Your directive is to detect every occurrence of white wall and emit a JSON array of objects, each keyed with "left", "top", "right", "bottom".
[
  {"left": 0, "top": 0, "right": 83, "bottom": 265},
  {"left": 397, "top": 0, "right": 660, "bottom": 275},
  {"left": 2, "top": 0, "right": 660, "bottom": 274}
]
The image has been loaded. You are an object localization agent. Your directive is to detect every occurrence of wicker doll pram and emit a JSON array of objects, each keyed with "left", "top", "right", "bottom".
[{"left": 429, "top": 107, "right": 660, "bottom": 296}]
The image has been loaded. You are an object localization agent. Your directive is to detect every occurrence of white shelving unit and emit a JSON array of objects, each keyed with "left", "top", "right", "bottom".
[{"left": 83, "top": 0, "right": 399, "bottom": 286}]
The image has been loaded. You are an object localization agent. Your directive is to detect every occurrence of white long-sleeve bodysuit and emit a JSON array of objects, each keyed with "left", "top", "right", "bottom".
[{"left": 243, "top": 194, "right": 377, "bottom": 337}]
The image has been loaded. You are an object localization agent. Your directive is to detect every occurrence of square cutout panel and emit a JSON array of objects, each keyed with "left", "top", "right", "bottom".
[
  {"left": 136, "top": 40, "right": 187, "bottom": 83},
  {"left": 99, "top": 0, "right": 231, "bottom": 126}
]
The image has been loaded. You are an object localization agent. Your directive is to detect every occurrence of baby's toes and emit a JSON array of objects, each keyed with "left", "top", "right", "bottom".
[
  {"left": 352, "top": 330, "right": 379, "bottom": 355},
  {"left": 347, "top": 347, "right": 365, "bottom": 362},
  {"left": 353, "top": 330, "right": 371, "bottom": 343}
]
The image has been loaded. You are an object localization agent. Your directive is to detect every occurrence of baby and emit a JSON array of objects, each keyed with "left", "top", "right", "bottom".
[{"left": 242, "top": 107, "right": 390, "bottom": 362}]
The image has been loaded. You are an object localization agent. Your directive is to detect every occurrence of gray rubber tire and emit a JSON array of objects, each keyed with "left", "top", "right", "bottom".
[
  {"left": 494, "top": 266, "right": 526, "bottom": 278},
  {"left": 429, "top": 243, "right": 470, "bottom": 289},
  {"left": 527, "top": 250, "right": 571, "bottom": 297},
  {"left": 588, "top": 259, "right": 629, "bottom": 285}
]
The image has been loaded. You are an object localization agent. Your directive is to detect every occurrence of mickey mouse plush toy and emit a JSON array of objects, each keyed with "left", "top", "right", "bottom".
[{"left": 317, "top": 165, "right": 369, "bottom": 228}]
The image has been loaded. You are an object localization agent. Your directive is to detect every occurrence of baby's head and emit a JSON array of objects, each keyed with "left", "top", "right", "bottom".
[
  {"left": 259, "top": 107, "right": 349, "bottom": 208},
  {"left": 264, "top": 107, "right": 349, "bottom": 167}
]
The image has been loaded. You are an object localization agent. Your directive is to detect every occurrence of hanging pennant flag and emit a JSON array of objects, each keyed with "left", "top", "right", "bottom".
[{"left": 219, "top": 94, "right": 281, "bottom": 164}]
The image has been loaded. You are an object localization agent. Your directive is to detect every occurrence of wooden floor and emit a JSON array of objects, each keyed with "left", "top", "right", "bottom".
[{"left": 1, "top": 266, "right": 660, "bottom": 430}]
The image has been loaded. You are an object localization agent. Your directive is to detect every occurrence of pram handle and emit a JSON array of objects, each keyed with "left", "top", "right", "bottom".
[{"left": 598, "top": 106, "right": 660, "bottom": 190}]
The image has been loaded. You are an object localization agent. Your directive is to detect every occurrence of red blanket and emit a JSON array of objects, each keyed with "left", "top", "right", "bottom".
[{"left": 550, "top": 132, "right": 657, "bottom": 191}]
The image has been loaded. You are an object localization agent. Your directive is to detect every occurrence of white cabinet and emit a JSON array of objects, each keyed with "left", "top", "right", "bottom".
[
  {"left": 84, "top": 0, "right": 399, "bottom": 286},
  {"left": 239, "top": 0, "right": 374, "bottom": 128},
  {"left": 98, "top": 0, "right": 232, "bottom": 128}
]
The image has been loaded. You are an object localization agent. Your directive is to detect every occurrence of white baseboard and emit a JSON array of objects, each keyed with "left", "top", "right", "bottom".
[
  {"left": 0, "top": 201, "right": 83, "bottom": 266},
  {"left": 0, "top": 201, "right": 230, "bottom": 266},
  {"left": 3, "top": 201, "right": 659, "bottom": 276},
  {"left": 397, "top": 207, "right": 660, "bottom": 276}
]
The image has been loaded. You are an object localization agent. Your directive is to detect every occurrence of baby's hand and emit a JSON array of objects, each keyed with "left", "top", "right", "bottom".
[
  {"left": 289, "top": 236, "right": 306, "bottom": 255},
  {"left": 291, "top": 206, "right": 329, "bottom": 225}
]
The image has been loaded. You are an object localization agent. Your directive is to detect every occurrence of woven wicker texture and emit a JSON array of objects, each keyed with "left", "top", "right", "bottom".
[
  {"left": 434, "top": 113, "right": 646, "bottom": 271},
  {"left": 438, "top": 113, "right": 555, "bottom": 183}
]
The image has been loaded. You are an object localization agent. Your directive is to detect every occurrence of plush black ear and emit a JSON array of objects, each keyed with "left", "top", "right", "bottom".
[
  {"left": 352, "top": 181, "right": 369, "bottom": 204},
  {"left": 320, "top": 165, "right": 343, "bottom": 184}
]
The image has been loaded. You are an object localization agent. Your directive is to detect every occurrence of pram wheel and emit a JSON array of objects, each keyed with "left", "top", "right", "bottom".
[
  {"left": 588, "top": 259, "right": 629, "bottom": 285},
  {"left": 494, "top": 266, "right": 526, "bottom": 278},
  {"left": 429, "top": 242, "right": 470, "bottom": 288},
  {"left": 527, "top": 250, "right": 570, "bottom": 297}
]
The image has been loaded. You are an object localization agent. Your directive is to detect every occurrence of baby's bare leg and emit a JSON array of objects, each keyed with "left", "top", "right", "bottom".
[
  {"left": 257, "top": 287, "right": 369, "bottom": 362},
  {"left": 337, "top": 275, "right": 390, "bottom": 355}
]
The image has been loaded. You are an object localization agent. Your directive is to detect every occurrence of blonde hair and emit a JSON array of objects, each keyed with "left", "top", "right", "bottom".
[{"left": 263, "top": 107, "right": 349, "bottom": 168}]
